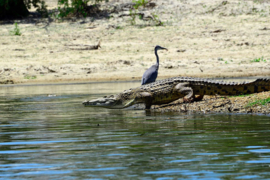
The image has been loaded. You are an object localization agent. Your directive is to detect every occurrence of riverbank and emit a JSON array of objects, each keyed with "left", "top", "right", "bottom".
[
  {"left": 153, "top": 91, "right": 270, "bottom": 115},
  {"left": 0, "top": 0, "right": 270, "bottom": 84}
]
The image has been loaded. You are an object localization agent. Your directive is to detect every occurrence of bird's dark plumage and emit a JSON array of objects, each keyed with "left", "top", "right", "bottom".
[{"left": 141, "top": 45, "right": 168, "bottom": 85}]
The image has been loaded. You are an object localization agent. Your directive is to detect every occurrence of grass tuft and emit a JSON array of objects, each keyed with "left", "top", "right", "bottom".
[
  {"left": 245, "top": 97, "right": 270, "bottom": 108},
  {"left": 250, "top": 56, "right": 267, "bottom": 63},
  {"left": 230, "top": 94, "right": 253, "bottom": 98},
  {"left": 10, "top": 23, "right": 21, "bottom": 36},
  {"left": 24, "top": 75, "right": 37, "bottom": 80}
]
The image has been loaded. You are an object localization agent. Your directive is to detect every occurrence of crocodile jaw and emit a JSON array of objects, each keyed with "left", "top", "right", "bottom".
[{"left": 83, "top": 96, "right": 126, "bottom": 109}]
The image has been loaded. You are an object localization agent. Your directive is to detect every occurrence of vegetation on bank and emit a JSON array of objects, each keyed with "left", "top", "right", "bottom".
[
  {"left": 0, "top": 0, "right": 48, "bottom": 18},
  {"left": 154, "top": 91, "right": 270, "bottom": 115},
  {"left": 0, "top": 0, "right": 106, "bottom": 19},
  {"left": 229, "top": 93, "right": 270, "bottom": 108},
  {"left": 0, "top": 0, "right": 162, "bottom": 25},
  {"left": 9, "top": 22, "right": 21, "bottom": 36},
  {"left": 57, "top": 0, "right": 107, "bottom": 18},
  {"left": 246, "top": 97, "right": 270, "bottom": 108},
  {"left": 0, "top": 0, "right": 110, "bottom": 19}
]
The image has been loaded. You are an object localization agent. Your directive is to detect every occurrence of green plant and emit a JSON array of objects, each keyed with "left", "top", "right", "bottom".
[
  {"left": 253, "top": 0, "right": 265, "bottom": 3},
  {"left": 36, "top": 0, "right": 48, "bottom": 17},
  {"left": 129, "top": 0, "right": 163, "bottom": 26},
  {"left": 246, "top": 97, "right": 270, "bottom": 108},
  {"left": 57, "top": 0, "right": 107, "bottom": 18},
  {"left": 230, "top": 94, "right": 253, "bottom": 98},
  {"left": 151, "top": 13, "right": 163, "bottom": 26},
  {"left": 24, "top": 75, "right": 37, "bottom": 79},
  {"left": 129, "top": 0, "right": 146, "bottom": 25},
  {"left": 225, "top": 61, "right": 228, "bottom": 64},
  {"left": 58, "top": 0, "right": 87, "bottom": 18},
  {"left": 134, "top": 0, "right": 148, "bottom": 8},
  {"left": 129, "top": 9, "right": 136, "bottom": 25},
  {"left": 115, "top": 26, "right": 123, "bottom": 30},
  {"left": 251, "top": 56, "right": 267, "bottom": 62},
  {"left": 10, "top": 23, "right": 21, "bottom": 36}
]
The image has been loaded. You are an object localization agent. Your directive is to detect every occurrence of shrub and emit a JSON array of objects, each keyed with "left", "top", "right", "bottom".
[
  {"left": 129, "top": 0, "right": 163, "bottom": 26},
  {"left": 57, "top": 0, "right": 108, "bottom": 18},
  {"left": 0, "top": 0, "right": 48, "bottom": 19}
]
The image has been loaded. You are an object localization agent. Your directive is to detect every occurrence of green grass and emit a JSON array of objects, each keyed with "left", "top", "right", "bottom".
[
  {"left": 129, "top": 0, "right": 163, "bottom": 26},
  {"left": 10, "top": 23, "right": 21, "bottom": 36},
  {"left": 251, "top": 56, "right": 267, "bottom": 63},
  {"left": 24, "top": 75, "right": 37, "bottom": 80},
  {"left": 230, "top": 94, "right": 253, "bottom": 98},
  {"left": 246, "top": 97, "right": 270, "bottom": 108},
  {"left": 115, "top": 26, "right": 123, "bottom": 30},
  {"left": 218, "top": 58, "right": 224, "bottom": 61}
]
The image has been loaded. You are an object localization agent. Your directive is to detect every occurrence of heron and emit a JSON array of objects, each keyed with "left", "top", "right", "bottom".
[{"left": 141, "top": 45, "right": 168, "bottom": 85}]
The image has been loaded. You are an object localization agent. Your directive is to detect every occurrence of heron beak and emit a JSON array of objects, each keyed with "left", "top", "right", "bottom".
[{"left": 162, "top": 48, "right": 168, "bottom": 51}]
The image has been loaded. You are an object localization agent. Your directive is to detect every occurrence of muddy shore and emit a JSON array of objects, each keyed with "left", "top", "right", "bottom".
[{"left": 153, "top": 91, "right": 270, "bottom": 115}]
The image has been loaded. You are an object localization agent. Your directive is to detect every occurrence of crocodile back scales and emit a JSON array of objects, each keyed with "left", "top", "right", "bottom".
[{"left": 139, "top": 77, "right": 270, "bottom": 96}]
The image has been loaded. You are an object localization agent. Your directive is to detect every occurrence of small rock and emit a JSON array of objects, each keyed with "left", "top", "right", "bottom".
[
  {"left": 177, "top": 49, "right": 186, "bottom": 52},
  {"left": 165, "top": 65, "right": 173, "bottom": 69},
  {"left": 123, "top": 60, "right": 131, "bottom": 65},
  {"left": 218, "top": 58, "right": 223, "bottom": 61}
]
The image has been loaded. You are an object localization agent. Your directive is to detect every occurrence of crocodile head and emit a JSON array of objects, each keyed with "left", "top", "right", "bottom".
[
  {"left": 83, "top": 95, "right": 124, "bottom": 109},
  {"left": 82, "top": 89, "right": 138, "bottom": 109}
]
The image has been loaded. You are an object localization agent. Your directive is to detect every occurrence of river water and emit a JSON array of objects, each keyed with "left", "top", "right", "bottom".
[{"left": 1, "top": 81, "right": 270, "bottom": 179}]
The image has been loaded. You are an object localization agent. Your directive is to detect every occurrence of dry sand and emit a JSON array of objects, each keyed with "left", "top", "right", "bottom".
[{"left": 0, "top": 0, "right": 270, "bottom": 84}]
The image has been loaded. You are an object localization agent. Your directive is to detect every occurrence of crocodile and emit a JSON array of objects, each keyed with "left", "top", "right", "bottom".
[{"left": 83, "top": 77, "right": 270, "bottom": 109}]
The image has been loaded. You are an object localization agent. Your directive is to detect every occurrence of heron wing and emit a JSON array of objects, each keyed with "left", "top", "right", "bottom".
[{"left": 141, "top": 65, "right": 158, "bottom": 85}]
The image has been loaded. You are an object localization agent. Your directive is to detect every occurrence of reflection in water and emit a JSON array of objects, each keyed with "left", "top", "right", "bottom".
[{"left": 0, "top": 82, "right": 270, "bottom": 179}]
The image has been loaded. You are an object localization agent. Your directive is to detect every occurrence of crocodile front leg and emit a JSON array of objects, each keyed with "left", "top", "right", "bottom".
[{"left": 135, "top": 92, "right": 153, "bottom": 110}]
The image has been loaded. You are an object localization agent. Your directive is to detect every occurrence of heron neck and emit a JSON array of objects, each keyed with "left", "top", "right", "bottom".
[{"left": 155, "top": 49, "right": 159, "bottom": 66}]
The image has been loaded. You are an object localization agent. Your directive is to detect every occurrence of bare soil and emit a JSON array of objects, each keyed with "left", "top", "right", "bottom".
[{"left": 0, "top": 0, "right": 270, "bottom": 84}]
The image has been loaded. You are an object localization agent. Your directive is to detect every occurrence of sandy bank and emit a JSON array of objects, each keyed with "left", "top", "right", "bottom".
[{"left": 0, "top": 0, "right": 270, "bottom": 85}]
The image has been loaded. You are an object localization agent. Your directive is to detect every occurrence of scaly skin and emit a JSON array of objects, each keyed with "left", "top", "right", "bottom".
[{"left": 83, "top": 77, "right": 270, "bottom": 109}]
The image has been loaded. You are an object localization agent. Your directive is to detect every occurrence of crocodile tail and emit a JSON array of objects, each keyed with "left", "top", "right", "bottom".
[
  {"left": 193, "top": 78, "right": 270, "bottom": 96},
  {"left": 221, "top": 78, "right": 270, "bottom": 95},
  {"left": 249, "top": 78, "right": 270, "bottom": 93}
]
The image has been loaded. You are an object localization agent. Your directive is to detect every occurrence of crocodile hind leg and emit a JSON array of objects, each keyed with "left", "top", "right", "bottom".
[
  {"left": 174, "top": 83, "right": 194, "bottom": 102},
  {"left": 174, "top": 83, "right": 205, "bottom": 102}
]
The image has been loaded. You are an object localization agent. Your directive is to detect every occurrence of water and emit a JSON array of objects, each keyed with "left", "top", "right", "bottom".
[{"left": 1, "top": 82, "right": 270, "bottom": 179}]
